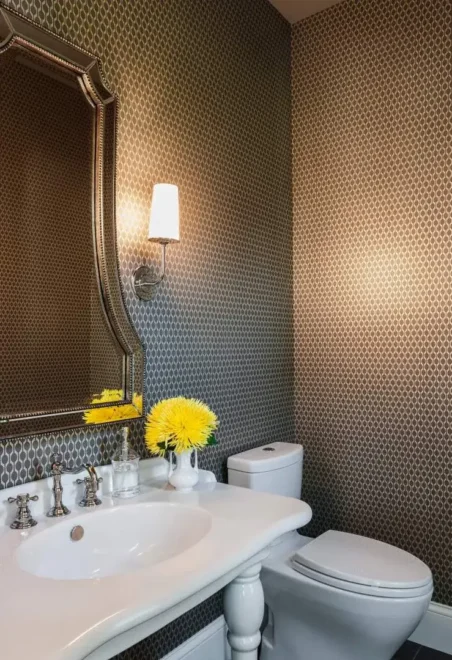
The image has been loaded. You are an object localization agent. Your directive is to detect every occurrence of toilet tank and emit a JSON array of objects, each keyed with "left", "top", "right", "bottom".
[{"left": 227, "top": 442, "right": 303, "bottom": 499}]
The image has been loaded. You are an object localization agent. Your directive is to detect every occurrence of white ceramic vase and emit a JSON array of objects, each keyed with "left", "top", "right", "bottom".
[{"left": 168, "top": 449, "right": 199, "bottom": 492}]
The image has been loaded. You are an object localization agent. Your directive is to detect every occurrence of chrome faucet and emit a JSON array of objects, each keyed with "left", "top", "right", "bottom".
[
  {"left": 47, "top": 453, "right": 82, "bottom": 517},
  {"left": 47, "top": 454, "right": 102, "bottom": 516},
  {"left": 8, "top": 493, "right": 39, "bottom": 529},
  {"left": 76, "top": 464, "right": 103, "bottom": 507}
]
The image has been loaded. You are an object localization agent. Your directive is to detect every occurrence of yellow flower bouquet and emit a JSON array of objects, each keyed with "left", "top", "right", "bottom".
[
  {"left": 145, "top": 397, "right": 218, "bottom": 491},
  {"left": 145, "top": 396, "right": 218, "bottom": 456}
]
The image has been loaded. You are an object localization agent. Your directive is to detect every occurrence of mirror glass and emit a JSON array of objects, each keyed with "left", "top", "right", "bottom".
[{"left": 0, "top": 9, "right": 143, "bottom": 438}]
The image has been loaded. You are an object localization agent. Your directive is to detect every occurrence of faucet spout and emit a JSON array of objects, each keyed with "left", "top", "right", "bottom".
[
  {"left": 47, "top": 454, "right": 72, "bottom": 517},
  {"left": 47, "top": 455, "right": 98, "bottom": 517}
]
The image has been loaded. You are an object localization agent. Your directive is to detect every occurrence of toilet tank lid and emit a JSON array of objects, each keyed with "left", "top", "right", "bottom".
[
  {"left": 227, "top": 442, "right": 303, "bottom": 473},
  {"left": 292, "top": 531, "right": 432, "bottom": 590}
]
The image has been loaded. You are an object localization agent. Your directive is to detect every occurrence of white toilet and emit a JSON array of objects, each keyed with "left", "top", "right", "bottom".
[{"left": 227, "top": 442, "right": 433, "bottom": 660}]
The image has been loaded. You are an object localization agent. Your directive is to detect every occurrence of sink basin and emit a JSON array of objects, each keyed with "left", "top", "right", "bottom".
[{"left": 16, "top": 502, "right": 212, "bottom": 580}]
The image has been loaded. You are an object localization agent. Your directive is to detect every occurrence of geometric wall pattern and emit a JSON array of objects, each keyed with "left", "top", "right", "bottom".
[
  {"left": 0, "top": 0, "right": 292, "bottom": 656},
  {"left": 293, "top": 0, "right": 452, "bottom": 606}
]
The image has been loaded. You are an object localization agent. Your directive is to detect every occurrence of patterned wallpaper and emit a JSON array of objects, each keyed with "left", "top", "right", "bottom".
[
  {"left": 0, "top": 0, "right": 292, "bottom": 657},
  {"left": 293, "top": 0, "right": 452, "bottom": 605}
]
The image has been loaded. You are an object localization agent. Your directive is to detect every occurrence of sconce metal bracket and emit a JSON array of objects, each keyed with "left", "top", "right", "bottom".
[{"left": 133, "top": 243, "right": 167, "bottom": 301}]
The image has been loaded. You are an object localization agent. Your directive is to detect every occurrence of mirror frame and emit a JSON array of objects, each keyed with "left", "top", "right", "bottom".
[{"left": 0, "top": 6, "right": 144, "bottom": 439}]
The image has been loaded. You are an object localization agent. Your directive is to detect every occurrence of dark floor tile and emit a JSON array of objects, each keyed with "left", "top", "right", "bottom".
[
  {"left": 393, "top": 640, "right": 421, "bottom": 660},
  {"left": 417, "top": 647, "right": 452, "bottom": 659}
]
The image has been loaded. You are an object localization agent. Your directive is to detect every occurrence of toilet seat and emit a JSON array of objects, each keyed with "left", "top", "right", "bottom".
[{"left": 292, "top": 530, "right": 432, "bottom": 599}]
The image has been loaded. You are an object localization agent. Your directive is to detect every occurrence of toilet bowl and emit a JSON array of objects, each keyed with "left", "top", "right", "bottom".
[
  {"left": 227, "top": 443, "right": 433, "bottom": 660},
  {"left": 260, "top": 530, "right": 432, "bottom": 660}
]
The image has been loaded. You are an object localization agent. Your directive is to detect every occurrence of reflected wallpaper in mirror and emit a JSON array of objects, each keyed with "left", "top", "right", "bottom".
[
  {"left": 0, "top": 7, "right": 143, "bottom": 438},
  {"left": 0, "top": 46, "right": 124, "bottom": 419}
]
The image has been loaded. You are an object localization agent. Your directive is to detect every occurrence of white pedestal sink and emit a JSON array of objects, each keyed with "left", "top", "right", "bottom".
[
  {"left": 0, "top": 458, "right": 312, "bottom": 660},
  {"left": 17, "top": 502, "right": 212, "bottom": 580}
]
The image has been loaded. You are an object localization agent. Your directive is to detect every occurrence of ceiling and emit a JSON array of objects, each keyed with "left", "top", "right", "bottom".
[{"left": 268, "top": 0, "right": 345, "bottom": 24}]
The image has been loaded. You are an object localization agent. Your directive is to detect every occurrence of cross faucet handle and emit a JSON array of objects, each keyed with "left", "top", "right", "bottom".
[
  {"left": 8, "top": 493, "right": 39, "bottom": 530},
  {"left": 8, "top": 493, "right": 39, "bottom": 505}
]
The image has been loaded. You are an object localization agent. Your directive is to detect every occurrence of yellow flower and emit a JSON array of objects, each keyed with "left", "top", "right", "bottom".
[
  {"left": 145, "top": 397, "right": 218, "bottom": 456},
  {"left": 84, "top": 390, "right": 142, "bottom": 425},
  {"left": 132, "top": 392, "right": 143, "bottom": 414}
]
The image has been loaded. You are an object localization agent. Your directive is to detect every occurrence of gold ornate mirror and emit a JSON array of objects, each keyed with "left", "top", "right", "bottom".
[{"left": 0, "top": 7, "right": 143, "bottom": 439}]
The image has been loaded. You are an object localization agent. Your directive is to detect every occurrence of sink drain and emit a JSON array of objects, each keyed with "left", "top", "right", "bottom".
[{"left": 70, "top": 525, "right": 84, "bottom": 542}]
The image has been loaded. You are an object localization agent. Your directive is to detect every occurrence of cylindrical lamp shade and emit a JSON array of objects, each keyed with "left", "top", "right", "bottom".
[{"left": 148, "top": 183, "right": 180, "bottom": 243}]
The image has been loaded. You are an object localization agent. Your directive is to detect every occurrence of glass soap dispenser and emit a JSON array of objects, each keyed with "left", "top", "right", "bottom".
[{"left": 112, "top": 427, "right": 140, "bottom": 498}]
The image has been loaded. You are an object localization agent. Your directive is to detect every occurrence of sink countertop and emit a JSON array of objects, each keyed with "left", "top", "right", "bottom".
[{"left": 0, "top": 479, "right": 312, "bottom": 660}]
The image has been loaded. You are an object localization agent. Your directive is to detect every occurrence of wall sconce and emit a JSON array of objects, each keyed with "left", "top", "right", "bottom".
[{"left": 133, "top": 183, "right": 180, "bottom": 301}]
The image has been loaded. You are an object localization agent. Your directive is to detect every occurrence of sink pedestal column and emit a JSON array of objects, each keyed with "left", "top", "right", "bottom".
[{"left": 224, "top": 562, "right": 264, "bottom": 660}]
